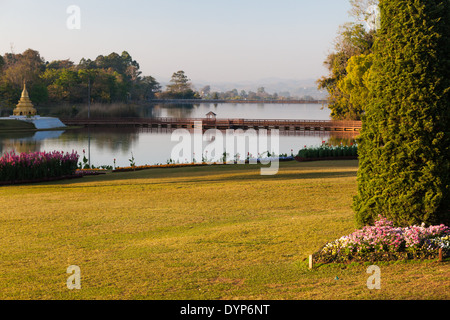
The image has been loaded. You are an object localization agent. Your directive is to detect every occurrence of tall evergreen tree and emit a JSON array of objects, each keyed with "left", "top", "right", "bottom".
[
  {"left": 353, "top": 0, "right": 450, "bottom": 227},
  {"left": 164, "top": 70, "right": 196, "bottom": 99}
]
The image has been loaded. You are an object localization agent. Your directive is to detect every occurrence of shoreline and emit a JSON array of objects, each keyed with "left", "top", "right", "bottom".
[
  {"left": 0, "top": 119, "right": 79, "bottom": 133},
  {"left": 142, "top": 99, "right": 328, "bottom": 104}
]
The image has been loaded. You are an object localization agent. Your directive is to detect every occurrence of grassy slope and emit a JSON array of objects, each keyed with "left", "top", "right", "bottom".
[
  {"left": 0, "top": 119, "right": 36, "bottom": 131},
  {"left": 0, "top": 160, "right": 448, "bottom": 300}
]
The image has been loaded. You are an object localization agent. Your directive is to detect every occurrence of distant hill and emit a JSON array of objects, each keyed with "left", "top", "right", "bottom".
[{"left": 159, "top": 77, "right": 328, "bottom": 100}]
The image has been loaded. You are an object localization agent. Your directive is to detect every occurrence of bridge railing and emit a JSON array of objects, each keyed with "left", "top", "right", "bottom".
[{"left": 60, "top": 117, "right": 362, "bottom": 128}]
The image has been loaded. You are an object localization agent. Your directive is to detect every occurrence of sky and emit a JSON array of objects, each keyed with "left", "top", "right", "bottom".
[{"left": 0, "top": 0, "right": 354, "bottom": 85}]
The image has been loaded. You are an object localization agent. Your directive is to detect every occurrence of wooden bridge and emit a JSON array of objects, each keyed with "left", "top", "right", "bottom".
[{"left": 60, "top": 117, "right": 361, "bottom": 132}]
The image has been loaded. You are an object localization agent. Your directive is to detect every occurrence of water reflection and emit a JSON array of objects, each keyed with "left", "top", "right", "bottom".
[
  {"left": 1, "top": 103, "right": 357, "bottom": 167},
  {"left": 57, "top": 127, "right": 140, "bottom": 154},
  {"left": 148, "top": 103, "right": 196, "bottom": 118},
  {"left": 142, "top": 102, "right": 330, "bottom": 120},
  {"left": 0, "top": 130, "right": 65, "bottom": 154},
  {"left": 39, "top": 102, "right": 330, "bottom": 120},
  {"left": 327, "top": 136, "right": 358, "bottom": 147},
  {"left": 1, "top": 126, "right": 358, "bottom": 168}
]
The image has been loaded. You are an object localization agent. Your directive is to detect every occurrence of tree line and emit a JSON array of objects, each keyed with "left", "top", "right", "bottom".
[
  {"left": 0, "top": 50, "right": 318, "bottom": 113},
  {"left": 317, "top": 0, "right": 378, "bottom": 120},
  {"left": 0, "top": 50, "right": 162, "bottom": 108},
  {"left": 0, "top": 50, "right": 204, "bottom": 109},
  {"left": 196, "top": 86, "right": 317, "bottom": 102}
]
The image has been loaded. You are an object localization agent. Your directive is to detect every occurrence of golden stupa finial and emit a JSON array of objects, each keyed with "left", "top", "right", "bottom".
[{"left": 21, "top": 81, "right": 30, "bottom": 98}]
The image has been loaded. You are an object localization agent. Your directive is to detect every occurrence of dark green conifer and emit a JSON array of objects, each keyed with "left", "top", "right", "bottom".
[{"left": 353, "top": 0, "right": 450, "bottom": 226}]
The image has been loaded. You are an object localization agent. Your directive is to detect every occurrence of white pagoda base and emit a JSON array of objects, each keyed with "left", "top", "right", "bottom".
[{"left": 5, "top": 116, "right": 66, "bottom": 130}]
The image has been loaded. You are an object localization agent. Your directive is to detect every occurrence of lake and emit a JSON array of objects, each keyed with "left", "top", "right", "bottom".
[
  {"left": 142, "top": 102, "right": 331, "bottom": 120},
  {"left": 0, "top": 103, "right": 357, "bottom": 168}
]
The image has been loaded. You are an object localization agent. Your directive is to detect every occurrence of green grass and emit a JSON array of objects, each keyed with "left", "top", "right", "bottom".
[
  {"left": 0, "top": 119, "right": 36, "bottom": 132},
  {"left": 0, "top": 160, "right": 448, "bottom": 300}
]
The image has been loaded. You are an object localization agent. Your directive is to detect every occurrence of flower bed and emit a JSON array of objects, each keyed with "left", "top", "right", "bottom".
[
  {"left": 112, "top": 162, "right": 210, "bottom": 172},
  {"left": 0, "top": 150, "right": 79, "bottom": 183},
  {"left": 314, "top": 216, "right": 450, "bottom": 263}
]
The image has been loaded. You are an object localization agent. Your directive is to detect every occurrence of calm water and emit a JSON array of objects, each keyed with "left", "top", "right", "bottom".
[
  {"left": 143, "top": 102, "right": 331, "bottom": 120},
  {"left": 0, "top": 103, "right": 357, "bottom": 168}
]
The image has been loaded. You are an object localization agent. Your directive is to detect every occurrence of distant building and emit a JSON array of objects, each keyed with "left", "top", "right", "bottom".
[{"left": 206, "top": 111, "right": 217, "bottom": 120}]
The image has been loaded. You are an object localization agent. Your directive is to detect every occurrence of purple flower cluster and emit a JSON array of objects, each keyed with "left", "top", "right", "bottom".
[
  {"left": 0, "top": 150, "right": 79, "bottom": 182},
  {"left": 346, "top": 216, "right": 449, "bottom": 252},
  {"left": 316, "top": 215, "right": 450, "bottom": 263}
]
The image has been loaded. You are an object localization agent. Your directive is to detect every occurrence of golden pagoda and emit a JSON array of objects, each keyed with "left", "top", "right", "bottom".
[{"left": 13, "top": 83, "right": 37, "bottom": 116}]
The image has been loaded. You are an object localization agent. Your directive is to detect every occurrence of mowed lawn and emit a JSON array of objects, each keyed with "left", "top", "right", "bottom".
[{"left": 0, "top": 160, "right": 448, "bottom": 300}]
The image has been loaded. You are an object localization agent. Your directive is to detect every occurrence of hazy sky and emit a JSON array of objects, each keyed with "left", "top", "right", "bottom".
[{"left": 0, "top": 0, "right": 354, "bottom": 84}]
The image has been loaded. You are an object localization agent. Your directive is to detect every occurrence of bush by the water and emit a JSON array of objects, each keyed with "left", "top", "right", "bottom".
[
  {"left": 0, "top": 150, "right": 79, "bottom": 182},
  {"left": 297, "top": 143, "right": 357, "bottom": 159},
  {"left": 314, "top": 216, "right": 450, "bottom": 264}
]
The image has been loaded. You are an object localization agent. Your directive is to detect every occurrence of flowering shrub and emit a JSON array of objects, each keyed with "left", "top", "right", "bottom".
[
  {"left": 428, "top": 235, "right": 450, "bottom": 250},
  {"left": 297, "top": 142, "right": 357, "bottom": 159},
  {"left": 314, "top": 216, "right": 450, "bottom": 263},
  {"left": 0, "top": 150, "right": 79, "bottom": 183}
]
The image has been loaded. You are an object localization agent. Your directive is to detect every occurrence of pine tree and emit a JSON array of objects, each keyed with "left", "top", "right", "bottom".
[
  {"left": 165, "top": 70, "right": 196, "bottom": 99},
  {"left": 353, "top": 0, "right": 450, "bottom": 227}
]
